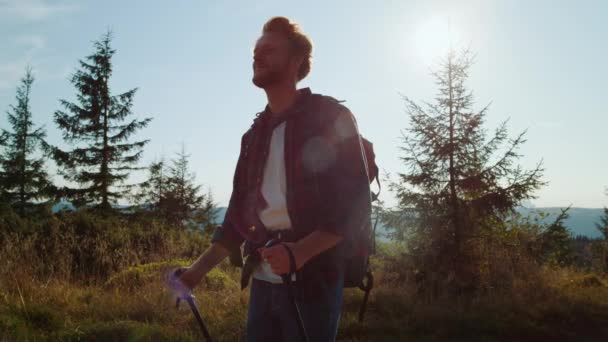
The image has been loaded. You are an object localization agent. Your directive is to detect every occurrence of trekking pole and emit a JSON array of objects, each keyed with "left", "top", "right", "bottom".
[
  {"left": 168, "top": 269, "right": 213, "bottom": 342},
  {"left": 265, "top": 239, "right": 310, "bottom": 342}
]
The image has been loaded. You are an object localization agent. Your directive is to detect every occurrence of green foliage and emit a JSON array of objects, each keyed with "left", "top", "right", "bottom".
[
  {"left": 133, "top": 158, "right": 168, "bottom": 211},
  {"left": 54, "top": 320, "right": 193, "bottom": 341},
  {"left": 164, "top": 147, "right": 214, "bottom": 227},
  {"left": 104, "top": 260, "right": 190, "bottom": 290},
  {"left": 590, "top": 240, "right": 608, "bottom": 273},
  {"left": 203, "top": 268, "right": 239, "bottom": 291},
  {"left": 6, "top": 249, "right": 608, "bottom": 341},
  {"left": 134, "top": 148, "right": 217, "bottom": 230},
  {"left": 596, "top": 207, "right": 608, "bottom": 240},
  {"left": 540, "top": 207, "right": 575, "bottom": 266},
  {"left": 387, "top": 48, "right": 545, "bottom": 294},
  {"left": 51, "top": 31, "right": 151, "bottom": 210},
  {"left": 0, "top": 68, "right": 55, "bottom": 215},
  {"left": 0, "top": 208, "right": 210, "bottom": 283}
]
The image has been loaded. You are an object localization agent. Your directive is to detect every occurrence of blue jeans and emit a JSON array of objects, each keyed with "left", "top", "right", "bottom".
[{"left": 246, "top": 276, "right": 344, "bottom": 342}]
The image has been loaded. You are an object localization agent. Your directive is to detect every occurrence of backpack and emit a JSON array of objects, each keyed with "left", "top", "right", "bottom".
[
  {"left": 299, "top": 93, "right": 381, "bottom": 322},
  {"left": 343, "top": 135, "right": 380, "bottom": 322}
]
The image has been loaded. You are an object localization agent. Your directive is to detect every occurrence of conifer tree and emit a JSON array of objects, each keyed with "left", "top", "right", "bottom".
[
  {"left": 0, "top": 68, "right": 54, "bottom": 215},
  {"left": 388, "top": 48, "right": 545, "bottom": 292},
  {"left": 163, "top": 147, "right": 207, "bottom": 225},
  {"left": 541, "top": 207, "right": 574, "bottom": 266},
  {"left": 133, "top": 158, "right": 168, "bottom": 211},
  {"left": 135, "top": 150, "right": 216, "bottom": 230},
  {"left": 52, "top": 32, "right": 151, "bottom": 210},
  {"left": 597, "top": 208, "right": 608, "bottom": 240},
  {"left": 597, "top": 188, "right": 608, "bottom": 240}
]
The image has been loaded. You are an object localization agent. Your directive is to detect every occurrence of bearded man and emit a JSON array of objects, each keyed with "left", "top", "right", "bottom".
[{"left": 178, "top": 16, "right": 372, "bottom": 342}]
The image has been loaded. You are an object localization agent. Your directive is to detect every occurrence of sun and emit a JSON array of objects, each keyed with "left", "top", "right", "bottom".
[{"left": 410, "top": 15, "right": 462, "bottom": 66}]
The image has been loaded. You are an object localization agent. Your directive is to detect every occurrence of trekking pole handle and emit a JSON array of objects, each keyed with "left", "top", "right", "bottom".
[
  {"left": 168, "top": 268, "right": 213, "bottom": 342},
  {"left": 264, "top": 239, "right": 309, "bottom": 342},
  {"left": 264, "top": 239, "right": 297, "bottom": 282}
]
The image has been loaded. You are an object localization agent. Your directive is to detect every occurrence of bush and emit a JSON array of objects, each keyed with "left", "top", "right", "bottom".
[{"left": 0, "top": 208, "right": 211, "bottom": 285}]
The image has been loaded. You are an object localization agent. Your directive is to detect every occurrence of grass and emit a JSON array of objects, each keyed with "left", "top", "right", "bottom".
[{"left": 1, "top": 259, "right": 608, "bottom": 341}]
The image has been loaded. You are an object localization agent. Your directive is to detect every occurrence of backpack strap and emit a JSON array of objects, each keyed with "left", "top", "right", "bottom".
[
  {"left": 371, "top": 176, "right": 381, "bottom": 202},
  {"left": 358, "top": 270, "right": 374, "bottom": 322}
]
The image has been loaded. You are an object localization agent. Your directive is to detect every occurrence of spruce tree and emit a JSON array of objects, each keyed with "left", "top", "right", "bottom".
[
  {"left": 389, "top": 49, "right": 545, "bottom": 292},
  {"left": 163, "top": 147, "right": 207, "bottom": 226},
  {"left": 594, "top": 189, "right": 608, "bottom": 271},
  {"left": 160, "top": 147, "right": 216, "bottom": 229},
  {"left": 135, "top": 151, "right": 216, "bottom": 230},
  {"left": 0, "top": 68, "right": 54, "bottom": 215},
  {"left": 596, "top": 187, "right": 608, "bottom": 240},
  {"left": 52, "top": 32, "right": 151, "bottom": 210},
  {"left": 597, "top": 207, "right": 608, "bottom": 240},
  {"left": 541, "top": 207, "right": 574, "bottom": 266},
  {"left": 133, "top": 158, "right": 168, "bottom": 212}
]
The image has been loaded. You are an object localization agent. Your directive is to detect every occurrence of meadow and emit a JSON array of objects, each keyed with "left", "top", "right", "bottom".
[{"left": 2, "top": 211, "right": 607, "bottom": 341}]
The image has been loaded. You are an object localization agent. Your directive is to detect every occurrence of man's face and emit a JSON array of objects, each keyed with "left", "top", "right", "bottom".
[{"left": 252, "top": 32, "right": 298, "bottom": 88}]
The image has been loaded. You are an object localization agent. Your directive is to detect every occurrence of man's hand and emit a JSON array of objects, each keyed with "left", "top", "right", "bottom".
[
  {"left": 176, "top": 267, "right": 198, "bottom": 290},
  {"left": 258, "top": 230, "right": 343, "bottom": 276},
  {"left": 173, "top": 243, "right": 231, "bottom": 290},
  {"left": 259, "top": 242, "right": 305, "bottom": 275}
]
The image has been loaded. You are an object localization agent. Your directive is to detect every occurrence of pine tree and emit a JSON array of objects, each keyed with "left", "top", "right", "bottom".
[
  {"left": 596, "top": 187, "right": 608, "bottom": 240},
  {"left": 135, "top": 151, "right": 216, "bottom": 230},
  {"left": 52, "top": 32, "right": 151, "bottom": 210},
  {"left": 541, "top": 207, "right": 574, "bottom": 266},
  {"left": 192, "top": 190, "right": 218, "bottom": 233},
  {"left": 597, "top": 207, "right": 608, "bottom": 240},
  {"left": 0, "top": 68, "right": 55, "bottom": 215},
  {"left": 133, "top": 158, "right": 168, "bottom": 211},
  {"left": 389, "top": 48, "right": 545, "bottom": 292},
  {"left": 163, "top": 147, "right": 208, "bottom": 226}
]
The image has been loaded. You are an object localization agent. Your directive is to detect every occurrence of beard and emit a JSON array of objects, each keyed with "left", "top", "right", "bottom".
[{"left": 252, "top": 64, "right": 289, "bottom": 88}]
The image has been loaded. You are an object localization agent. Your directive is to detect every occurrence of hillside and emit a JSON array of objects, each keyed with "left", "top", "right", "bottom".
[
  {"left": 214, "top": 206, "right": 606, "bottom": 239},
  {"left": 518, "top": 207, "right": 605, "bottom": 238}
]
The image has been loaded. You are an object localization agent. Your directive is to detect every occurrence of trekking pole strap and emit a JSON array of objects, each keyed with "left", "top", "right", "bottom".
[
  {"left": 280, "top": 243, "right": 297, "bottom": 284},
  {"left": 358, "top": 271, "right": 374, "bottom": 322},
  {"left": 277, "top": 243, "right": 310, "bottom": 342}
]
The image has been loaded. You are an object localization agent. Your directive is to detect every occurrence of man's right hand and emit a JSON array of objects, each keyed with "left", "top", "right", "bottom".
[
  {"left": 176, "top": 267, "right": 198, "bottom": 290},
  {"left": 173, "top": 242, "right": 232, "bottom": 291}
]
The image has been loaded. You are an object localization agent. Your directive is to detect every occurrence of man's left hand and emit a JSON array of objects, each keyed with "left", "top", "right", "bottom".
[{"left": 259, "top": 242, "right": 306, "bottom": 276}]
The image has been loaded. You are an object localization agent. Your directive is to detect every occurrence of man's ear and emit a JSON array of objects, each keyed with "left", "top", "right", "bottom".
[{"left": 290, "top": 55, "right": 305, "bottom": 75}]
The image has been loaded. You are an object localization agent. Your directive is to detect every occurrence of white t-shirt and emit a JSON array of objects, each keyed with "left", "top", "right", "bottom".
[{"left": 253, "top": 122, "right": 293, "bottom": 284}]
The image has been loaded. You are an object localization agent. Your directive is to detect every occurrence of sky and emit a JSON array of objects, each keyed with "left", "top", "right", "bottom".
[{"left": 0, "top": 0, "right": 606, "bottom": 208}]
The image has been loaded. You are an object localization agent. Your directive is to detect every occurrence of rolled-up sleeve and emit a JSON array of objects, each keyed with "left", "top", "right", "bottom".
[
  {"left": 211, "top": 220, "right": 244, "bottom": 253},
  {"left": 211, "top": 132, "right": 250, "bottom": 263}
]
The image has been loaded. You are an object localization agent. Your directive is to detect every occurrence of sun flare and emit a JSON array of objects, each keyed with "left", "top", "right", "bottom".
[{"left": 411, "top": 15, "right": 462, "bottom": 66}]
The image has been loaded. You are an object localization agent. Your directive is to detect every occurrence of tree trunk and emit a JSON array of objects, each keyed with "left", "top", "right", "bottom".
[
  {"left": 100, "top": 86, "right": 110, "bottom": 210},
  {"left": 447, "top": 55, "right": 463, "bottom": 289}
]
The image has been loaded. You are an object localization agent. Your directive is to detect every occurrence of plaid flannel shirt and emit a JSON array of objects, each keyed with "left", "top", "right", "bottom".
[{"left": 212, "top": 88, "right": 372, "bottom": 288}]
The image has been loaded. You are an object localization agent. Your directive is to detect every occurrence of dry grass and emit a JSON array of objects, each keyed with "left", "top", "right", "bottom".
[
  {"left": 1, "top": 212, "right": 607, "bottom": 340},
  {"left": 0, "top": 260, "right": 247, "bottom": 341},
  {"left": 2, "top": 257, "right": 608, "bottom": 341}
]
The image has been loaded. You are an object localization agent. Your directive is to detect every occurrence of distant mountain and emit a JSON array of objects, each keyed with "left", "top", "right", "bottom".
[
  {"left": 517, "top": 207, "right": 605, "bottom": 238},
  {"left": 52, "top": 200, "right": 76, "bottom": 212},
  {"left": 215, "top": 207, "right": 228, "bottom": 223},
  {"left": 51, "top": 201, "right": 133, "bottom": 213},
  {"left": 133, "top": 205, "right": 608, "bottom": 239}
]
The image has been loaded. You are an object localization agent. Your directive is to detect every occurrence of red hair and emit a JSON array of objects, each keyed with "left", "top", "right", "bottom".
[{"left": 262, "top": 17, "right": 313, "bottom": 81}]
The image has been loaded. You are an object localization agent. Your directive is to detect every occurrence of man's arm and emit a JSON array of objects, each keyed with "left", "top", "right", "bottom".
[
  {"left": 262, "top": 104, "right": 371, "bottom": 276},
  {"left": 178, "top": 243, "right": 231, "bottom": 289},
  {"left": 260, "top": 230, "right": 343, "bottom": 275}
]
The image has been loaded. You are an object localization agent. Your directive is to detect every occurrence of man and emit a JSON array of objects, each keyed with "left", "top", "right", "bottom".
[{"left": 178, "top": 16, "right": 372, "bottom": 341}]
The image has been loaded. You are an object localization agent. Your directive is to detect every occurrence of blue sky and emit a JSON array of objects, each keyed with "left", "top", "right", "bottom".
[{"left": 1, "top": 0, "right": 606, "bottom": 208}]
